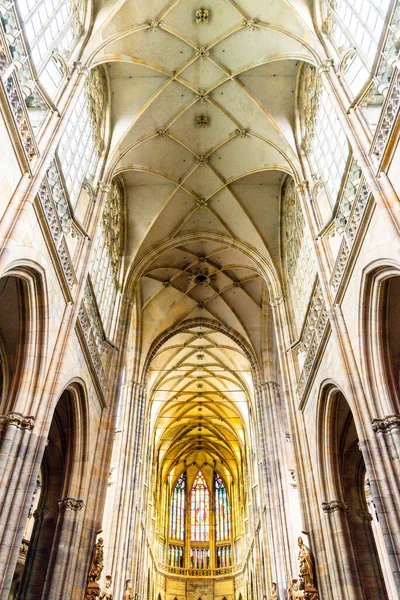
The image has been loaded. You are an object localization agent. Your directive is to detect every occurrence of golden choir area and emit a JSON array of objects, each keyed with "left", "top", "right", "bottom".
[{"left": 0, "top": 0, "right": 400, "bottom": 599}]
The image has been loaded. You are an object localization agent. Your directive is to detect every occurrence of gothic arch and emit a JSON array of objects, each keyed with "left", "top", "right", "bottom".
[
  {"left": 316, "top": 383, "right": 389, "bottom": 600},
  {"left": 0, "top": 263, "right": 47, "bottom": 416},
  {"left": 360, "top": 260, "right": 400, "bottom": 416},
  {"left": 17, "top": 382, "right": 88, "bottom": 599}
]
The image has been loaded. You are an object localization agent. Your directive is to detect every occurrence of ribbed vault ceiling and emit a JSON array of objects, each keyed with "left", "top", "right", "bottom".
[{"left": 85, "top": 0, "right": 320, "bottom": 477}]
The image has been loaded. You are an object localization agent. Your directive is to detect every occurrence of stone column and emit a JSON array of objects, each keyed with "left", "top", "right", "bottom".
[
  {"left": 256, "top": 381, "right": 292, "bottom": 598},
  {"left": 321, "top": 501, "right": 362, "bottom": 599},
  {"left": 365, "top": 415, "right": 400, "bottom": 595},
  {"left": 107, "top": 381, "right": 147, "bottom": 600},
  {"left": 41, "top": 497, "right": 85, "bottom": 598},
  {"left": 0, "top": 412, "right": 38, "bottom": 593}
]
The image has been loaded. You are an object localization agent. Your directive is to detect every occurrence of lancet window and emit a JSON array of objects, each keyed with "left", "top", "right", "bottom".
[
  {"left": 57, "top": 67, "right": 105, "bottom": 206},
  {"left": 169, "top": 473, "right": 186, "bottom": 542},
  {"left": 282, "top": 178, "right": 316, "bottom": 336},
  {"left": 15, "top": 0, "right": 84, "bottom": 95},
  {"left": 91, "top": 179, "right": 123, "bottom": 335},
  {"left": 167, "top": 470, "right": 232, "bottom": 570},
  {"left": 300, "top": 64, "right": 349, "bottom": 208},
  {"left": 215, "top": 473, "right": 230, "bottom": 542},
  {"left": 321, "top": 0, "right": 391, "bottom": 95},
  {"left": 191, "top": 471, "right": 210, "bottom": 542}
]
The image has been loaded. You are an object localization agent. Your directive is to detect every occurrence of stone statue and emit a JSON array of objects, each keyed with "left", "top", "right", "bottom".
[
  {"left": 288, "top": 579, "right": 303, "bottom": 599},
  {"left": 88, "top": 538, "right": 104, "bottom": 583},
  {"left": 124, "top": 580, "right": 133, "bottom": 600},
  {"left": 85, "top": 538, "right": 105, "bottom": 599},
  {"left": 297, "top": 537, "right": 314, "bottom": 590},
  {"left": 267, "top": 582, "right": 278, "bottom": 599},
  {"left": 99, "top": 575, "right": 113, "bottom": 599}
]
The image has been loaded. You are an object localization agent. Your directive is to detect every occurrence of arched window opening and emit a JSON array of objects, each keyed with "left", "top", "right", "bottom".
[
  {"left": 190, "top": 471, "right": 209, "bottom": 542},
  {"left": 169, "top": 472, "right": 186, "bottom": 541},
  {"left": 167, "top": 469, "right": 234, "bottom": 570},
  {"left": 281, "top": 178, "right": 316, "bottom": 337},
  {"left": 299, "top": 64, "right": 349, "bottom": 214},
  {"left": 56, "top": 67, "right": 106, "bottom": 206},
  {"left": 321, "top": 0, "right": 392, "bottom": 96},
  {"left": 16, "top": 0, "right": 85, "bottom": 95},
  {"left": 90, "top": 179, "right": 123, "bottom": 336},
  {"left": 215, "top": 473, "right": 230, "bottom": 542}
]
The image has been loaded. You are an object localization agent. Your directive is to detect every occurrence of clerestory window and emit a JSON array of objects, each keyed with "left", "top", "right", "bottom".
[{"left": 322, "top": 0, "right": 392, "bottom": 95}]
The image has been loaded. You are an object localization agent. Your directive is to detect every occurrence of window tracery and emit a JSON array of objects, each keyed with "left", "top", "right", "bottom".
[
  {"left": 215, "top": 473, "right": 230, "bottom": 542},
  {"left": 301, "top": 64, "right": 349, "bottom": 208},
  {"left": 321, "top": 0, "right": 392, "bottom": 95},
  {"left": 169, "top": 473, "right": 186, "bottom": 541},
  {"left": 15, "top": 0, "right": 85, "bottom": 95},
  {"left": 282, "top": 178, "right": 316, "bottom": 336},
  {"left": 57, "top": 67, "right": 106, "bottom": 206},
  {"left": 191, "top": 471, "right": 209, "bottom": 542},
  {"left": 91, "top": 178, "right": 123, "bottom": 336}
]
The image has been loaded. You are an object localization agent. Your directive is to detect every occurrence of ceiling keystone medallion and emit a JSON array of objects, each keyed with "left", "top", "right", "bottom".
[
  {"left": 149, "top": 20, "right": 163, "bottom": 32},
  {"left": 197, "top": 197, "right": 208, "bottom": 207},
  {"left": 190, "top": 268, "right": 211, "bottom": 286},
  {"left": 156, "top": 128, "right": 169, "bottom": 139},
  {"left": 241, "top": 18, "right": 257, "bottom": 31},
  {"left": 197, "top": 90, "right": 209, "bottom": 102},
  {"left": 196, "top": 9, "right": 210, "bottom": 24},
  {"left": 196, "top": 116, "right": 209, "bottom": 128},
  {"left": 163, "top": 280, "right": 172, "bottom": 288},
  {"left": 195, "top": 47, "right": 209, "bottom": 61},
  {"left": 235, "top": 128, "right": 248, "bottom": 138},
  {"left": 197, "top": 155, "right": 208, "bottom": 164}
]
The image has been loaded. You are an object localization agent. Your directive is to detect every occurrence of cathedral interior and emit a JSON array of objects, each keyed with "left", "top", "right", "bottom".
[{"left": 0, "top": 0, "right": 400, "bottom": 599}]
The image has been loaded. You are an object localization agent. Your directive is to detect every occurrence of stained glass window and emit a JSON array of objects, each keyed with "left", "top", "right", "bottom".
[
  {"left": 216, "top": 545, "right": 232, "bottom": 568},
  {"left": 215, "top": 473, "right": 231, "bottom": 541},
  {"left": 168, "top": 544, "right": 184, "bottom": 567},
  {"left": 190, "top": 547, "right": 210, "bottom": 569},
  {"left": 169, "top": 472, "right": 186, "bottom": 541},
  {"left": 190, "top": 471, "right": 209, "bottom": 541}
]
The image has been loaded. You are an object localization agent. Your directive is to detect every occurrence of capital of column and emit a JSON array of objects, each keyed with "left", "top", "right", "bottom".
[
  {"left": 97, "top": 181, "right": 111, "bottom": 194},
  {"left": 269, "top": 294, "right": 285, "bottom": 308},
  {"left": 321, "top": 500, "right": 349, "bottom": 513},
  {"left": 356, "top": 509, "right": 373, "bottom": 522},
  {"left": 0, "top": 412, "right": 35, "bottom": 431},
  {"left": 258, "top": 381, "right": 280, "bottom": 393},
  {"left": 33, "top": 507, "right": 48, "bottom": 520},
  {"left": 316, "top": 58, "right": 335, "bottom": 76},
  {"left": 58, "top": 497, "right": 84, "bottom": 512},
  {"left": 73, "top": 61, "right": 90, "bottom": 78},
  {"left": 372, "top": 414, "right": 400, "bottom": 434},
  {"left": 295, "top": 180, "right": 309, "bottom": 194}
]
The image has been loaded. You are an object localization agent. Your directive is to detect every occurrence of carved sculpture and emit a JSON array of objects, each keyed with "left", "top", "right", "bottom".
[
  {"left": 297, "top": 537, "right": 314, "bottom": 590},
  {"left": 99, "top": 575, "right": 113, "bottom": 599},
  {"left": 85, "top": 538, "right": 104, "bottom": 599},
  {"left": 267, "top": 581, "right": 278, "bottom": 599},
  {"left": 124, "top": 580, "right": 133, "bottom": 600}
]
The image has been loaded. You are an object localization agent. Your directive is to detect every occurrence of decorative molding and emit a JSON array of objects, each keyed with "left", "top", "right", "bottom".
[
  {"left": 196, "top": 9, "right": 209, "bottom": 23},
  {"left": 372, "top": 414, "right": 400, "bottom": 433},
  {"left": 322, "top": 500, "right": 349, "bottom": 513},
  {"left": 195, "top": 47, "right": 209, "bottom": 61},
  {"left": 356, "top": 509, "right": 373, "bottom": 522},
  {"left": 58, "top": 497, "right": 84, "bottom": 511},
  {"left": 331, "top": 180, "right": 372, "bottom": 292},
  {"left": 3, "top": 73, "right": 37, "bottom": 160},
  {"left": 372, "top": 68, "right": 400, "bottom": 163},
  {"left": 240, "top": 18, "right": 257, "bottom": 31},
  {"left": 149, "top": 20, "right": 163, "bottom": 32},
  {"left": 196, "top": 115, "right": 209, "bottom": 128},
  {"left": 38, "top": 179, "right": 62, "bottom": 245},
  {"left": 58, "top": 237, "right": 77, "bottom": 286},
  {"left": 0, "top": 412, "right": 35, "bottom": 431},
  {"left": 297, "top": 278, "right": 329, "bottom": 402},
  {"left": 197, "top": 90, "right": 209, "bottom": 102}
]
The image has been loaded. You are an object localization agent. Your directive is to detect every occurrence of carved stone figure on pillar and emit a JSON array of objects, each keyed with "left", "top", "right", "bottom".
[
  {"left": 124, "top": 579, "right": 133, "bottom": 600},
  {"left": 297, "top": 537, "right": 314, "bottom": 589},
  {"left": 85, "top": 538, "right": 104, "bottom": 599},
  {"left": 288, "top": 579, "right": 303, "bottom": 599},
  {"left": 267, "top": 582, "right": 278, "bottom": 599},
  {"left": 99, "top": 575, "right": 113, "bottom": 599}
]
